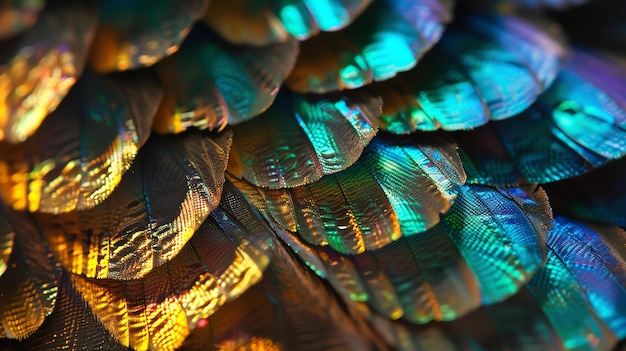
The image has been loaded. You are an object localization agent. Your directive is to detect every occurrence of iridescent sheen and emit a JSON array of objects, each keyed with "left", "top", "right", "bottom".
[
  {"left": 181, "top": 240, "right": 385, "bottom": 351},
  {"left": 0, "top": 70, "right": 162, "bottom": 214},
  {"left": 0, "top": 0, "right": 45, "bottom": 39},
  {"left": 458, "top": 50, "right": 626, "bottom": 185},
  {"left": 280, "top": 185, "right": 551, "bottom": 323},
  {"left": 204, "top": 0, "right": 372, "bottom": 45},
  {"left": 16, "top": 274, "right": 127, "bottom": 351},
  {"left": 286, "top": 0, "right": 454, "bottom": 93},
  {"left": 69, "top": 183, "right": 272, "bottom": 350},
  {"left": 0, "top": 211, "right": 58, "bottom": 339},
  {"left": 0, "top": 0, "right": 95, "bottom": 143},
  {"left": 548, "top": 217, "right": 626, "bottom": 339},
  {"left": 154, "top": 24, "right": 298, "bottom": 133},
  {"left": 367, "top": 13, "right": 566, "bottom": 133},
  {"left": 89, "top": 0, "right": 208, "bottom": 72},
  {"left": 228, "top": 89, "right": 380, "bottom": 188},
  {"left": 35, "top": 131, "right": 231, "bottom": 280},
  {"left": 231, "top": 133, "right": 466, "bottom": 255},
  {"left": 429, "top": 244, "right": 615, "bottom": 350}
]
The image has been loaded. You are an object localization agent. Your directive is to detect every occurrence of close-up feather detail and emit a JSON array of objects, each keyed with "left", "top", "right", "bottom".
[
  {"left": 286, "top": 0, "right": 455, "bottom": 93},
  {"left": 228, "top": 89, "right": 381, "bottom": 188},
  {"left": 457, "top": 49, "right": 626, "bottom": 185},
  {"left": 33, "top": 131, "right": 232, "bottom": 280},
  {"left": 0, "top": 69, "right": 162, "bottom": 214},
  {"left": 153, "top": 24, "right": 299, "bottom": 134},
  {"left": 282, "top": 184, "right": 551, "bottom": 325},
  {"left": 368, "top": 12, "right": 567, "bottom": 133},
  {"left": 230, "top": 133, "right": 466, "bottom": 254},
  {"left": 0, "top": 0, "right": 96, "bottom": 143},
  {"left": 0, "top": 211, "right": 58, "bottom": 340},
  {"left": 1, "top": 0, "right": 626, "bottom": 350},
  {"left": 88, "top": 0, "right": 209, "bottom": 72},
  {"left": 203, "top": 0, "right": 373, "bottom": 45}
]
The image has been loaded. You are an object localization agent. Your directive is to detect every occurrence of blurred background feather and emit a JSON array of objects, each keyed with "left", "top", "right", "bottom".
[{"left": 0, "top": 0, "right": 625, "bottom": 350}]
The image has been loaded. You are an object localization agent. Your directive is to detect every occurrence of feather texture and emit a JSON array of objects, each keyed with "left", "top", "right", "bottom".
[
  {"left": 369, "top": 13, "right": 567, "bottom": 133},
  {"left": 68, "top": 182, "right": 273, "bottom": 350},
  {"left": 0, "top": 69, "right": 162, "bottom": 214},
  {"left": 33, "top": 131, "right": 231, "bottom": 280},
  {"left": 547, "top": 217, "right": 626, "bottom": 339},
  {"left": 89, "top": 0, "right": 209, "bottom": 72},
  {"left": 180, "top": 236, "right": 387, "bottom": 351},
  {"left": 286, "top": 0, "right": 454, "bottom": 93},
  {"left": 0, "top": 211, "right": 58, "bottom": 340},
  {"left": 458, "top": 50, "right": 626, "bottom": 185},
  {"left": 153, "top": 24, "right": 299, "bottom": 133},
  {"left": 231, "top": 133, "right": 466, "bottom": 254},
  {"left": 17, "top": 272, "right": 127, "bottom": 351},
  {"left": 0, "top": 0, "right": 96, "bottom": 143},
  {"left": 203, "top": 0, "right": 373, "bottom": 45},
  {"left": 280, "top": 185, "right": 552, "bottom": 324},
  {"left": 228, "top": 89, "right": 380, "bottom": 188}
]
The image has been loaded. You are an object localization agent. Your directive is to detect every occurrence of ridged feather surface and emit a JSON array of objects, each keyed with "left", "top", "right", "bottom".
[
  {"left": 458, "top": 50, "right": 626, "bottom": 185},
  {"left": 231, "top": 133, "right": 466, "bottom": 254},
  {"left": 17, "top": 273, "right": 127, "bottom": 351},
  {"left": 368, "top": 13, "right": 566, "bottom": 133},
  {"left": 0, "top": 69, "right": 162, "bottom": 214},
  {"left": 281, "top": 185, "right": 552, "bottom": 324},
  {"left": 154, "top": 24, "right": 299, "bottom": 133},
  {"left": 547, "top": 217, "right": 626, "bottom": 339},
  {"left": 180, "top": 237, "right": 388, "bottom": 351},
  {"left": 286, "top": 0, "right": 454, "bottom": 93},
  {"left": 89, "top": 0, "right": 209, "bottom": 72},
  {"left": 68, "top": 183, "right": 273, "bottom": 350},
  {"left": 0, "top": 0, "right": 96, "bottom": 143},
  {"left": 0, "top": 211, "right": 58, "bottom": 340},
  {"left": 33, "top": 131, "right": 231, "bottom": 280},
  {"left": 228, "top": 89, "right": 380, "bottom": 188}
]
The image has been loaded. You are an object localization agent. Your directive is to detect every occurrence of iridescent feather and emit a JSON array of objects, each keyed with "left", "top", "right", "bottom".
[
  {"left": 68, "top": 182, "right": 273, "bottom": 350},
  {"left": 33, "top": 131, "right": 231, "bottom": 280},
  {"left": 204, "top": 0, "right": 372, "bottom": 45},
  {"left": 0, "top": 69, "right": 162, "bottom": 214},
  {"left": 89, "top": 0, "right": 209, "bottom": 72},
  {"left": 154, "top": 24, "right": 299, "bottom": 133},
  {"left": 0, "top": 211, "right": 58, "bottom": 340},
  {"left": 286, "top": 0, "right": 454, "bottom": 93},
  {"left": 368, "top": 13, "right": 567, "bottom": 133},
  {"left": 231, "top": 133, "right": 466, "bottom": 254},
  {"left": 279, "top": 185, "right": 552, "bottom": 324},
  {"left": 0, "top": 0, "right": 96, "bottom": 143},
  {"left": 228, "top": 89, "right": 380, "bottom": 188},
  {"left": 458, "top": 50, "right": 626, "bottom": 185}
]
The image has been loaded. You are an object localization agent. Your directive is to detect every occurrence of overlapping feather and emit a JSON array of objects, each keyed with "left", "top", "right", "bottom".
[
  {"left": 0, "top": 69, "right": 162, "bottom": 214},
  {"left": 153, "top": 24, "right": 299, "bottom": 133},
  {"left": 458, "top": 49, "right": 626, "bottom": 185},
  {"left": 369, "top": 13, "right": 567, "bottom": 133},
  {"left": 34, "top": 131, "right": 231, "bottom": 280},
  {"left": 228, "top": 89, "right": 381, "bottom": 188}
]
